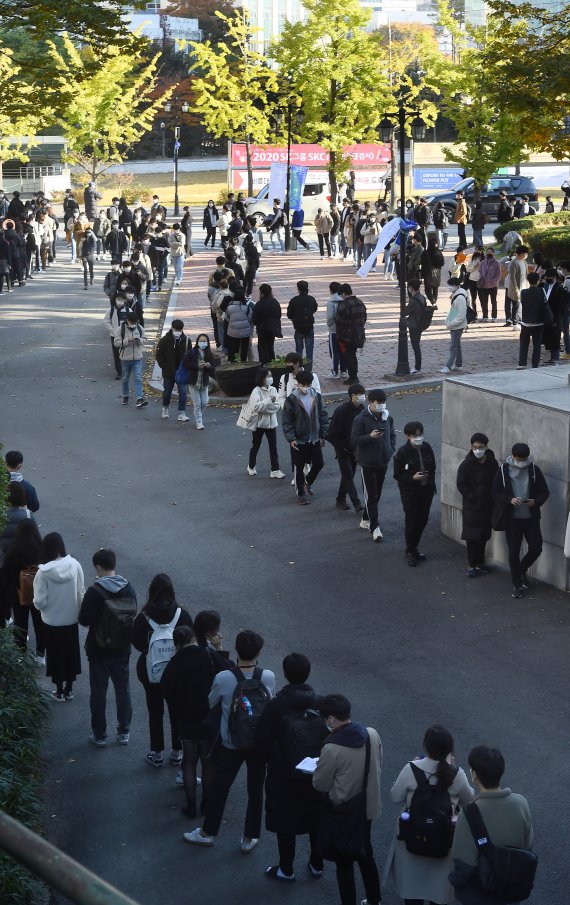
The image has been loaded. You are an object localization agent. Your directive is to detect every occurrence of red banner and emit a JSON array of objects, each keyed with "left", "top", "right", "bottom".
[{"left": 231, "top": 142, "right": 391, "bottom": 169}]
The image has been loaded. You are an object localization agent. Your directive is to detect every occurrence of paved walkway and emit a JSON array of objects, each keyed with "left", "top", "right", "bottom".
[{"left": 151, "top": 229, "right": 570, "bottom": 396}]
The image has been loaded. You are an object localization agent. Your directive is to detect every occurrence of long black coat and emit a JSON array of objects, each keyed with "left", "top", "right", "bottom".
[
  {"left": 457, "top": 450, "right": 499, "bottom": 542},
  {"left": 256, "top": 683, "right": 326, "bottom": 835}
]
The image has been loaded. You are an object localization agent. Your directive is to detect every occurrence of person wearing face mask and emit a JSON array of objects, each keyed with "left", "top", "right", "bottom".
[
  {"left": 282, "top": 371, "right": 329, "bottom": 505},
  {"left": 169, "top": 223, "right": 186, "bottom": 286},
  {"left": 351, "top": 389, "right": 396, "bottom": 542},
  {"left": 252, "top": 283, "right": 281, "bottom": 365},
  {"left": 478, "top": 248, "right": 501, "bottom": 322},
  {"left": 453, "top": 191, "right": 468, "bottom": 249},
  {"left": 113, "top": 311, "right": 147, "bottom": 407},
  {"left": 492, "top": 443, "right": 549, "bottom": 598},
  {"left": 457, "top": 432, "right": 499, "bottom": 577},
  {"left": 119, "top": 260, "right": 143, "bottom": 305},
  {"left": 326, "top": 384, "right": 365, "bottom": 512},
  {"left": 181, "top": 334, "right": 216, "bottom": 430},
  {"left": 277, "top": 352, "right": 321, "bottom": 408},
  {"left": 441, "top": 278, "right": 468, "bottom": 374},
  {"left": 313, "top": 694, "right": 383, "bottom": 905},
  {"left": 393, "top": 421, "right": 436, "bottom": 566},
  {"left": 104, "top": 221, "right": 128, "bottom": 260},
  {"left": 516, "top": 272, "right": 550, "bottom": 369},
  {"left": 108, "top": 292, "right": 130, "bottom": 378},
  {"left": 541, "top": 268, "right": 567, "bottom": 366},
  {"left": 181, "top": 205, "right": 194, "bottom": 256},
  {"left": 155, "top": 319, "right": 191, "bottom": 421},
  {"left": 80, "top": 226, "right": 96, "bottom": 289},
  {"left": 245, "top": 368, "right": 285, "bottom": 479}
]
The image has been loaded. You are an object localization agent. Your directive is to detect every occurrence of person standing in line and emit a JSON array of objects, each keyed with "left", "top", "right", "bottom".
[
  {"left": 326, "top": 281, "right": 348, "bottom": 379},
  {"left": 132, "top": 573, "right": 193, "bottom": 767},
  {"left": 478, "top": 247, "right": 501, "bottom": 322},
  {"left": 336, "top": 283, "right": 367, "bottom": 385},
  {"left": 267, "top": 199, "right": 285, "bottom": 253},
  {"left": 92, "top": 208, "right": 110, "bottom": 260},
  {"left": 421, "top": 236, "right": 444, "bottom": 304},
  {"left": 224, "top": 290, "right": 253, "bottom": 363},
  {"left": 440, "top": 278, "right": 468, "bottom": 375},
  {"left": 79, "top": 548, "right": 136, "bottom": 747},
  {"left": 80, "top": 225, "right": 96, "bottom": 290},
  {"left": 0, "top": 484, "right": 35, "bottom": 558},
  {"left": 245, "top": 368, "right": 285, "bottom": 479},
  {"left": 542, "top": 267, "right": 568, "bottom": 366},
  {"left": 5, "top": 450, "right": 40, "bottom": 512},
  {"left": 0, "top": 229, "right": 13, "bottom": 293},
  {"left": 287, "top": 280, "right": 318, "bottom": 364},
  {"left": 453, "top": 191, "right": 468, "bottom": 248},
  {"left": 506, "top": 245, "right": 529, "bottom": 329},
  {"left": 169, "top": 223, "right": 186, "bottom": 287},
  {"left": 252, "top": 283, "right": 281, "bottom": 365},
  {"left": 114, "top": 311, "right": 147, "bottom": 408},
  {"left": 104, "top": 221, "right": 128, "bottom": 261},
  {"left": 433, "top": 202, "right": 448, "bottom": 248},
  {"left": 313, "top": 694, "right": 383, "bottom": 905},
  {"left": 33, "top": 532, "right": 85, "bottom": 702},
  {"left": 314, "top": 208, "right": 333, "bottom": 259},
  {"left": 83, "top": 182, "right": 102, "bottom": 220},
  {"left": 291, "top": 208, "right": 310, "bottom": 250},
  {"left": 326, "top": 384, "right": 365, "bottom": 512},
  {"left": 450, "top": 747, "right": 534, "bottom": 905},
  {"left": 385, "top": 724, "right": 474, "bottom": 905},
  {"left": 243, "top": 234, "right": 260, "bottom": 298},
  {"left": 0, "top": 520, "right": 45, "bottom": 664},
  {"left": 155, "top": 318, "right": 191, "bottom": 421},
  {"left": 184, "top": 630, "right": 275, "bottom": 850},
  {"left": 282, "top": 370, "right": 329, "bottom": 505},
  {"left": 393, "top": 421, "right": 436, "bottom": 566},
  {"left": 457, "top": 432, "right": 499, "bottom": 577},
  {"left": 181, "top": 206, "right": 194, "bottom": 256},
  {"left": 182, "top": 333, "right": 216, "bottom": 430},
  {"left": 516, "top": 272, "right": 549, "bottom": 369},
  {"left": 492, "top": 442, "right": 549, "bottom": 599},
  {"left": 471, "top": 201, "right": 488, "bottom": 247},
  {"left": 405, "top": 278, "right": 428, "bottom": 376},
  {"left": 351, "top": 389, "right": 396, "bottom": 542},
  {"left": 277, "top": 352, "right": 321, "bottom": 407},
  {"left": 466, "top": 252, "right": 483, "bottom": 315},
  {"left": 202, "top": 200, "right": 218, "bottom": 248}
]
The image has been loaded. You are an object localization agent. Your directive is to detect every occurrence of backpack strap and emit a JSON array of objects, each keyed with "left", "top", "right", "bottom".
[
  {"left": 231, "top": 666, "right": 246, "bottom": 683},
  {"left": 464, "top": 803, "right": 494, "bottom": 862},
  {"left": 168, "top": 606, "right": 181, "bottom": 630},
  {"left": 362, "top": 733, "right": 371, "bottom": 793},
  {"left": 409, "top": 761, "right": 431, "bottom": 786},
  {"left": 252, "top": 666, "right": 263, "bottom": 681}
]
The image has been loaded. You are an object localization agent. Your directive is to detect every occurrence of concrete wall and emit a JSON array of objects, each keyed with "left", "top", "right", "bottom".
[{"left": 441, "top": 369, "right": 570, "bottom": 592}]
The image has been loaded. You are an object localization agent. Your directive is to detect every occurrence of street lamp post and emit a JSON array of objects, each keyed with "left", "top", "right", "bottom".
[
  {"left": 160, "top": 121, "right": 166, "bottom": 160},
  {"left": 163, "top": 99, "right": 189, "bottom": 217},
  {"left": 379, "top": 111, "right": 425, "bottom": 377}
]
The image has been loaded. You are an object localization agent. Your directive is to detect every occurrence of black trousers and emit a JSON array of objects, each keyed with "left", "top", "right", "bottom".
[
  {"left": 519, "top": 325, "right": 544, "bottom": 368},
  {"left": 244, "top": 266, "right": 257, "bottom": 296},
  {"left": 292, "top": 228, "right": 309, "bottom": 249},
  {"left": 361, "top": 466, "right": 387, "bottom": 531},
  {"left": 82, "top": 255, "right": 94, "bottom": 286},
  {"left": 334, "top": 820, "right": 381, "bottom": 905},
  {"left": 341, "top": 342, "right": 359, "bottom": 380},
  {"left": 457, "top": 222, "right": 466, "bottom": 247},
  {"left": 226, "top": 335, "right": 249, "bottom": 362},
  {"left": 249, "top": 427, "right": 279, "bottom": 471},
  {"left": 506, "top": 518, "right": 543, "bottom": 585},
  {"left": 111, "top": 338, "right": 121, "bottom": 375},
  {"left": 257, "top": 331, "right": 275, "bottom": 365},
  {"left": 292, "top": 442, "right": 324, "bottom": 497},
  {"left": 317, "top": 233, "right": 331, "bottom": 256},
  {"left": 12, "top": 602, "right": 46, "bottom": 655},
  {"left": 466, "top": 538, "right": 488, "bottom": 568},
  {"left": 181, "top": 737, "right": 216, "bottom": 811},
  {"left": 479, "top": 286, "right": 497, "bottom": 319},
  {"left": 202, "top": 746, "right": 266, "bottom": 838},
  {"left": 505, "top": 295, "right": 519, "bottom": 323},
  {"left": 204, "top": 225, "right": 216, "bottom": 247},
  {"left": 142, "top": 681, "right": 180, "bottom": 753},
  {"left": 408, "top": 327, "right": 422, "bottom": 370},
  {"left": 335, "top": 448, "right": 360, "bottom": 505},
  {"left": 424, "top": 282, "right": 439, "bottom": 303},
  {"left": 277, "top": 830, "right": 322, "bottom": 876},
  {"left": 400, "top": 487, "right": 434, "bottom": 551},
  {"left": 210, "top": 311, "right": 220, "bottom": 347}
]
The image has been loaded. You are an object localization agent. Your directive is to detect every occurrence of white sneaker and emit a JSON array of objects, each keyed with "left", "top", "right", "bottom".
[
  {"left": 359, "top": 519, "right": 370, "bottom": 530},
  {"left": 291, "top": 477, "right": 295, "bottom": 485},
  {"left": 340, "top": 371, "right": 348, "bottom": 378},
  {"left": 176, "top": 769, "right": 184, "bottom": 785},
  {"left": 440, "top": 366, "right": 451, "bottom": 374},
  {"left": 247, "top": 466, "right": 257, "bottom": 476},
  {"left": 270, "top": 470, "right": 286, "bottom": 479},
  {"left": 196, "top": 424, "right": 205, "bottom": 430},
  {"left": 410, "top": 368, "right": 421, "bottom": 375},
  {"left": 184, "top": 828, "right": 214, "bottom": 846},
  {"left": 161, "top": 407, "right": 169, "bottom": 419},
  {"left": 177, "top": 412, "right": 190, "bottom": 422},
  {"left": 329, "top": 371, "right": 340, "bottom": 379},
  {"left": 240, "top": 836, "right": 259, "bottom": 853},
  {"left": 372, "top": 526, "right": 383, "bottom": 542}
]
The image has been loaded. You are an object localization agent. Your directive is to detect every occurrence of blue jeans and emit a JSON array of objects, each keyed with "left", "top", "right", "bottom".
[
  {"left": 88, "top": 653, "right": 132, "bottom": 741},
  {"left": 295, "top": 330, "right": 314, "bottom": 364},
  {"left": 472, "top": 228, "right": 483, "bottom": 247},
  {"left": 70, "top": 233, "right": 76, "bottom": 262},
  {"left": 157, "top": 257, "right": 168, "bottom": 287},
  {"left": 189, "top": 385, "right": 209, "bottom": 425},
  {"left": 163, "top": 376, "right": 187, "bottom": 410},
  {"left": 121, "top": 358, "right": 143, "bottom": 399},
  {"left": 271, "top": 228, "right": 285, "bottom": 251},
  {"left": 329, "top": 333, "right": 346, "bottom": 374},
  {"left": 173, "top": 255, "right": 184, "bottom": 283},
  {"left": 384, "top": 252, "right": 395, "bottom": 276},
  {"left": 446, "top": 328, "right": 464, "bottom": 369}
]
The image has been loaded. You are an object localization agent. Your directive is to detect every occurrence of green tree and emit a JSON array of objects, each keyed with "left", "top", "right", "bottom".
[
  {"left": 45, "top": 32, "right": 174, "bottom": 181},
  {"left": 0, "top": 0, "right": 140, "bottom": 48},
  {"left": 272, "top": 0, "right": 394, "bottom": 204},
  {"left": 188, "top": 10, "right": 277, "bottom": 196},
  {"left": 434, "top": 0, "right": 529, "bottom": 197}
]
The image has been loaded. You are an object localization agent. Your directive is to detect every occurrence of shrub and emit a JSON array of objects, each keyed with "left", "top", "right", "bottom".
[
  {"left": 0, "top": 630, "right": 49, "bottom": 904},
  {"left": 528, "top": 227, "right": 570, "bottom": 262},
  {"left": 0, "top": 442, "right": 8, "bottom": 535},
  {"left": 494, "top": 211, "right": 570, "bottom": 243}
]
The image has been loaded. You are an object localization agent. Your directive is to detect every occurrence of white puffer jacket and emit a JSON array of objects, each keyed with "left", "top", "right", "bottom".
[{"left": 249, "top": 385, "right": 280, "bottom": 429}]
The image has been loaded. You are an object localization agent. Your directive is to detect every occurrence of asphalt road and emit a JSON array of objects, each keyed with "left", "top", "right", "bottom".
[{"left": 1, "top": 253, "right": 569, "bottom": 905}]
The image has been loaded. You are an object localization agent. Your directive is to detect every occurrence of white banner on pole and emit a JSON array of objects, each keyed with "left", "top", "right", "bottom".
[
  {"left": 357, "top": 217, "right": 402, "bottom": 278},
  {"left": 268, "top": 163, "right": 288, "bottom": 206}
]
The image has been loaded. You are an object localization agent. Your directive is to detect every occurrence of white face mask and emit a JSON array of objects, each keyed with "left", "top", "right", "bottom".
[
  {"left": 172, "top": 331, "right": 182, "bottom": 339},
  {"left": 208, "top": 203, "right": 213, "bottom": 208},
  {"left": 265, "top": 377, "right": 273, "bottom": 386},
  {"left": 473, "top": 448, "right": 486, "bottom": 459},
  {"left": 512, "top": 458, "right": 529, "bottom": 468},
  {"left": 411, "top": 436, "right": 424, "bottom": 446},
  {"left": 198, "top": 341, "right": 208, "bottom": 350},
  {"left": 357, "top": 394, "right": 366, "bottom": 404},
  {"left": 298, "top": 386, "right": 310, "bottom": 395}
]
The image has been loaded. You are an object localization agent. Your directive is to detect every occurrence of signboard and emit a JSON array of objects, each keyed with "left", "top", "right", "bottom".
[
  {"left": 231, "top": 142, "right": 391, "bottom": 169},
  {"left": 412, "top": 167, "right": 464, "bottom": 192},
  {"left": 232, "top": 169, "right": 390, "bottom": 193},
  {"left": 268, "top": 163, "right": 288, "bottom": 205}
]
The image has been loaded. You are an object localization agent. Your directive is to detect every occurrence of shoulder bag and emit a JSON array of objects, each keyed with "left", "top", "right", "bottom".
[{"left": 317, "top": 734, "right": 371, "bottom": 861}]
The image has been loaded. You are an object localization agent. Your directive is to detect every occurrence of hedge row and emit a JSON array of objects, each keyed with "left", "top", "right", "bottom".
[
  {"left": 494, "top": 212, "right": 570, "bottom": 262},
  {"left": 0, "top": 630, "right": 49, "bottom": 905}
]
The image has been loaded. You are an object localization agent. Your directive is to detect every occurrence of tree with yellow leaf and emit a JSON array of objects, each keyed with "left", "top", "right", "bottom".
[
  {"left": 0, "top": 41, "right": 41, "bottom": 168},
  {"left": 45, "top": 32, "right": 174, "bottom": 182}
]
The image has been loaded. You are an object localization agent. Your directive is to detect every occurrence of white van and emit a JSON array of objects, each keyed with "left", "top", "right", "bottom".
[{"left": 246, "top": 181, "right": 332, "bottom": 222}]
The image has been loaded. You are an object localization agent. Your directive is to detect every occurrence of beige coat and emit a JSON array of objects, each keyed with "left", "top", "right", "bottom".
[
  {"left": 113, "top": 322, "right": 145, "bottom": 360},
  {"left": 313, "top": 726, "right": 383, "bottom": 820},
  {"left": 314, "top": 213, "right": 333, "bottom": 235}
]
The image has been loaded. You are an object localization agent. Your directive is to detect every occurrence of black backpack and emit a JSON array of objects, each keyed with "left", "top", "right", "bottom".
[
  {"left": 280, "top": 707, "right": 328, "bottom": 775},
  {"left": 398, "top": 762, "right": 458, "bottom": 858},
  {"left": 419, "top": 303, "right": 436, "bottom": 332},
  {"left": 93, "top": 585, "right": 137, "bottom": 650},
  {"left": 464, "top": 803, "right": 538, "bottom": 903},
  {"left": 228, "top": 667, "right": 271, "bottom": 750}
]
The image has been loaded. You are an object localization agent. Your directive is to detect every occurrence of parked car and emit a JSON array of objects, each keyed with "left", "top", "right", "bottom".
[
  {"left": 246, "top": 182, "right": 332, "bottom": 222},
  {"left": 426, "top": 175, "right": 539, "bottom": 220}
]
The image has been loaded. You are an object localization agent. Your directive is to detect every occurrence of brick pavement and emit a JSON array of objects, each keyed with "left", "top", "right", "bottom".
[{"left": 152, "top": 235, "right": 570, "bottom": 396}]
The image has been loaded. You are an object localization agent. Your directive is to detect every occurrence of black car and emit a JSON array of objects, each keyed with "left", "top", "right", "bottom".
[{"left": 427, "top": 175, "right": 539, "bottom": 220}]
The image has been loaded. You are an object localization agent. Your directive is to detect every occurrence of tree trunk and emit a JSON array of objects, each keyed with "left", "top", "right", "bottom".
[
  {"left": 246, "top": 137, "right": 253, "bottom": 198},
  {"left": 473, "top": 181, "right": 481, "bottom": 204},
  {"left": 329, "top": 151, "right": 338, "bottom": 206}
]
